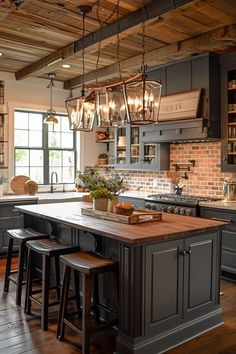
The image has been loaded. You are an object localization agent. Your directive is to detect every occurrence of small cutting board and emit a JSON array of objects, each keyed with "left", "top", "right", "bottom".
[{"left": 10, "top": 175, "right": 30, "bottom": 194}]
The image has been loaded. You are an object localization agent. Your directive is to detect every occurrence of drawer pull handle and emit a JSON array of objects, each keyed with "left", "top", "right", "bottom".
[
  {"left": 180, "top": 250, "right": 186, "bottom": 256},
  {"left": 211, "top": 217, "right": 232, "bottom": 223},
  {"left": 186, "top": 249, "right": 192, "bottom": 256}
]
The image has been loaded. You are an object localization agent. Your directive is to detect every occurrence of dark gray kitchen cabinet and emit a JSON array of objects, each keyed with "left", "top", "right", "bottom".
[
  {"left": 114, "top": 125, "right": 170, "bottom": 170},
  {"left": 145, "top": 53, "right": 220, "bottom": 142},
  {"left": 0, "top": 200, "right": 37, "bottom": 255},
  {"left": 145, "top": 232, "right": 219, "bottom": 335},
  {"left": 220, "top": 52, "right": 236, "bottom": 172},
  {"left": 200, "top": 205, "right": 236, "bottom": 280}
]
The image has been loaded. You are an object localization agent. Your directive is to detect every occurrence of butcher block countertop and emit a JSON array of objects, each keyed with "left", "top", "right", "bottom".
[{"left": 16, "top": 201, "right": 227, "bottom": 245}]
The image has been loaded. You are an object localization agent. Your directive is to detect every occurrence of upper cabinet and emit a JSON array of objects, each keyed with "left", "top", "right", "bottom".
[
  {"left": 114, "top": 125, "right": 170, "bottom": 171},
  {"left": 221, "top": 53, "right": 236, "bottom": 172},
  {"left": 145, "top": 53, "right": 220, "bottom": 142}
]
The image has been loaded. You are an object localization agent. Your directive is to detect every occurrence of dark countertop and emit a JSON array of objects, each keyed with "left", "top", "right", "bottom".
[
  {"left": 200, "top": 200, "right": 236, "bottom": 211},
  {"left": 16, "top": 201, "right": 226, "bottom": 245}
]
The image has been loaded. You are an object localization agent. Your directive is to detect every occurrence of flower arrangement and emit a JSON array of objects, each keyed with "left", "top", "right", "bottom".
[{"left": 76, "top": 170, "right": 125, "bottom": 198}]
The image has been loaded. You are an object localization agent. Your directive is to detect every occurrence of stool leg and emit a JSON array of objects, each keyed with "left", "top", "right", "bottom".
[
  {"left": 73, "top": 270, "right": 81, "bottom": 312},
  {"left": 82, "top": 273, "right": 92, "bottom": 354},
  {"left": 93, "top": 274, "right": 100, "bottom": 323},
  {"left": 42, "top": 255, "right": 50, "bottom": 331},
  {"left": 57, "top": 265, "right": 71, "bottom": 340},
  {"left": 16, "top": 241, "right": 26, "bottom": 306},
  {"left": 55, "top": 256, "right": 61, "bottom": 301},
  {"left": 25, "top": 249, "right": 33, "bottom": 315},
  {"left": 4, "top": 238, "right": 14, "bottom": 292}
]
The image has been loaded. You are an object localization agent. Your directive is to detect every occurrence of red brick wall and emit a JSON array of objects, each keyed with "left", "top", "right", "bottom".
[{"left": 121, "top": 142, "right": 232, "bottom": 197}]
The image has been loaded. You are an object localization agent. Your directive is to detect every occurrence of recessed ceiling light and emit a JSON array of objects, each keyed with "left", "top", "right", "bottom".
[
  {"left": 62, "top": 64, "right": 71, "bottom": 68},
  {"left": 0, "top": 52, "right": 3, "bottom": 56}
]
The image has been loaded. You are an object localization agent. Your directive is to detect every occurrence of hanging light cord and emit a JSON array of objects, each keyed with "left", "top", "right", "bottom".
[
  {"left": 116, "top": 0, "right": 122, "bottom": 80},
  {"left": 95, "top": 0, "right": 102, "bottom": 86},
  {"left": 82, "top": 10, "right": 86, "bottom": 96},
  {"left": 141, "top": 0, "right": 147, "bottom": 74}
]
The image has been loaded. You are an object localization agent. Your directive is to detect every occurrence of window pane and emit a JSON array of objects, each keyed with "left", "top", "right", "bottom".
[
  {"left": 29, "top": 131, "right": 42, "bottom": 147},
  {"left": 15, "top": 111, "right": 28, "bottom": 129},
  {"left": 49, "top": 132, "right": 60, "bottom": 148},
  {"left": 15, "top": 167, "right": 29, "bottom": 176},
  {"left": 30, "top": 150, "right": 44, "bottom": 166},
  {"left": 15, "top": 149, "right": 29, "bottom": 166},
  {"left": 61, "top": 116, "right": 70, "bottom": 132},
  {"left": 29, "top": 167, "right": 44, "bottom": 184},
  {"left": 29, "top": 113, "right": 43, "bottom": 131},
  {"left": 15, "top": 130, "right": 28, "bottom": 146},
  {"left": 63, "top": 151, "right": 74, "bottom": 166},
  {"left": 63, "top": 167, "right": 74, "bottom": 183},
  {"left": 49, "top": 167, "right": 62, "bottom": 183},
  {"left": 61, "top": 133, "right": 73, "bottom": 148},
  {"left": 48, "top": 118, "right": 61, "bottom": 132},
  {"left": 49, "top": 150, "right": 62, "bottom": 166}
]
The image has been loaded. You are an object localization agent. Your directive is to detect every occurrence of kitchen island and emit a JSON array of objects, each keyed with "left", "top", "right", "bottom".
[{"left": 16, "top": 201, "right": 226, "bottom": 354}]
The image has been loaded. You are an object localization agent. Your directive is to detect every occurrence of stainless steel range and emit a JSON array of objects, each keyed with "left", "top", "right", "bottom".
[{"left": 145, "top": 194, "right": 219, "bottom": 217}]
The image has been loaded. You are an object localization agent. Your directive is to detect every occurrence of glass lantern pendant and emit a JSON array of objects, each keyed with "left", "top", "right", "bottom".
[
  {"left": 66, "top": 90, "right": 95, "bottom": 132},
  {"left": 124, "top": 73, "right": 162, "bottom": 125},
  {"left": 96, "top": 86, "right": 127, "bottom": 128}
]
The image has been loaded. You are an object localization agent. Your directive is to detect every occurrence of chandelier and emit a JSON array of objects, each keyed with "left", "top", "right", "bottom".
[
  {"left": 43, "top": 73, "right": 58, "bottom": 125},
  {"left": 122, "top": 5, "right": 162, "bottom": 125},
  {"left": 65, "top": 5, "right": 95, "bottom": 132},
  {"left": 96, "top": 0, "right": 127, "bottom": 128},
  {"left": 123, "top": 70, "right": 162, "bottom": 125}
]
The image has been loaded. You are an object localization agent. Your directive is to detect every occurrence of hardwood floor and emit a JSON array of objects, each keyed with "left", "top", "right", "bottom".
[{"left": 1, "top": 257, "right": 236, "bottom": 354}]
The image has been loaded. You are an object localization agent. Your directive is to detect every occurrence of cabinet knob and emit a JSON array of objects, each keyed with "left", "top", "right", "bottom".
[
  {"left": 180, "top": 250, "right": 186, "bottom": 256},
  {"left": 186, "top": 249, "right": 192, "bottom": 256}
]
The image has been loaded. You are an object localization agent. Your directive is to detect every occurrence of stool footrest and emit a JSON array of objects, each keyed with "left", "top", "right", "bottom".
[{"left": 30, "top": 295, "right": 59, "bottom": 308}]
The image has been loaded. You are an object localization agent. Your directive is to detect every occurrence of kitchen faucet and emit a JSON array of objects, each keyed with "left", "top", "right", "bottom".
[{"left": 50, "top": 171, "right": 58, "bottom": 193}]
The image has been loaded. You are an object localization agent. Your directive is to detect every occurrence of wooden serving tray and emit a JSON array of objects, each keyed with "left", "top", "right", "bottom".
[{"left": 81, "top": 207, "right": 162, "bottom": 224}]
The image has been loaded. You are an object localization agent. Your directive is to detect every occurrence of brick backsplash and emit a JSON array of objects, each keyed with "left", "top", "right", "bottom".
[
  {"left": 120, "top": 142, "right": 233, "bottom": 197},
  {"left": 88, "top": 141, "right": 234, "bottom": 198}
]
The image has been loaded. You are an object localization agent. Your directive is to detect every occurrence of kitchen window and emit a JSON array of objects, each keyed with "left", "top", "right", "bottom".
[{"left": 14, "top": 110, "right": 76, "bottom": 185}]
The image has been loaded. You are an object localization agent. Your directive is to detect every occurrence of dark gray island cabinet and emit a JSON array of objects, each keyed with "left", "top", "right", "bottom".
[{"left": 16, "top": 202, "right": 226, "bottom": 354}]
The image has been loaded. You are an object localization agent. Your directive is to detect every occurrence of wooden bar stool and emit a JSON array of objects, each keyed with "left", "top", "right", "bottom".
[
  {"left": 24, "top": 238, "right": 79, "bottom": 331},
  {"left": 3, "top": 228, "right": 49, "bottom": 306},
  {"left": 57, "top": 251, "right": 119, "bottom": 354}
]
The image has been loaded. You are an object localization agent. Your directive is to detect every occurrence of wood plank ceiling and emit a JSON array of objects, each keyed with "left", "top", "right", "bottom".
[{"left": 0, "top": 0, "right": 236, "bottom": 91}]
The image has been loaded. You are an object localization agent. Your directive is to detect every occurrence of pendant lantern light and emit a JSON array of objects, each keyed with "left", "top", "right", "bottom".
[
  {"left": 96, "top": 85, "right": 127, "bottom": 128},
  {"left": 123, "top": 73, "right": 162, "bottom": 125},
  {"left": 65, "top": 5, "right": 95, "bottom": 132},
  {"left": 44, "top": 73, "right": 59, "bottom": 125},
  {"left": 123, "top": 5, "right": 162, "bottom": 125},
  {"left": 96, "top": 0, "right": 127, "bottom": 128}
]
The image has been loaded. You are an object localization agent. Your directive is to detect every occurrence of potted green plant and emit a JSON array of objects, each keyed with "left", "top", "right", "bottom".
[
  {"left": 76, "top": 170, "right": 107, "bottom": 191},
  {"left": 89, "top": 185, "right": 113, "bottom": 212},
  {"left": 106, "top": 172, "right": 125, "bottom": 212},
  {"left": 0, "top": 174, "right": 7, "bottom": 197}
]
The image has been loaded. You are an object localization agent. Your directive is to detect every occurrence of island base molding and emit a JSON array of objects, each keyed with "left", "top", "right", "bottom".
[{"left": 116, "top": 308, "right": 223, "bottom": 354}]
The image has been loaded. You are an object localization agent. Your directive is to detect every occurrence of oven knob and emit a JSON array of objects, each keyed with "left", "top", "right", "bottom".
[
  {"left": 160, "top": 206, "right": 167, "bottom": 212},
  {"left": 145, "top": 203, "right": 151, "bottom": 209},
  {"left": 179, "top": 208, "right": 185, "bottom": 215},
  {"left": 185, "top": 208, "right": 192, "bottom": 216},
  {"left": 167, "top": 206, "right": 173, "bottom": 213},
  {"left": 150, "top": 204, "right": 156, "bottom": 210},
  {"left": 174, "top": 207, "right": 180, "bottom": 214}
]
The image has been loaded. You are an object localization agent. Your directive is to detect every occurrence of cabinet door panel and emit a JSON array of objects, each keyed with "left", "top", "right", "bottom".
[
  {"left": 222, "top": 229, "right": 236, "bottom": 251},
  {"left": 184, "top": 232, "right": 218, "bottom": 320},
  {"left": 221, "top": 250, "right": 236, "bottom": 274},
  {"left": 145, "top": 239, "right": 183, "bottom": 335}
]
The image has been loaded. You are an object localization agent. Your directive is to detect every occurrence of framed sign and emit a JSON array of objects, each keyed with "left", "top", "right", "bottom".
[{"left": 158, "top": 89, "right": 202, "bottom": 122}]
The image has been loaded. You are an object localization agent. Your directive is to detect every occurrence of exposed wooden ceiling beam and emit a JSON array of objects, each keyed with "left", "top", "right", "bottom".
[
  {"left": 64, "top": 24, "right": 236, "bottom": 89},
  {"left": 15, "top": 0, "right": 195, "bottom": 80}
]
